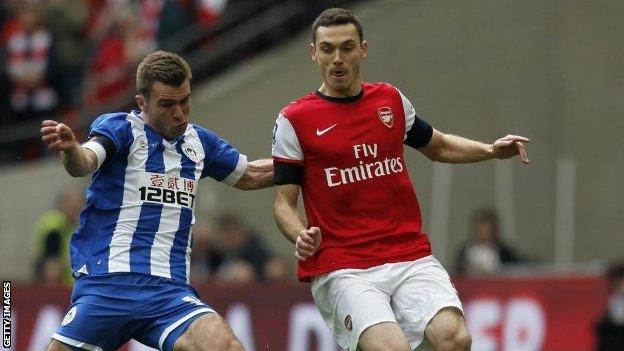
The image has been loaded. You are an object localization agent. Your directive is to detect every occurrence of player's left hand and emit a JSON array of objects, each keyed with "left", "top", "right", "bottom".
[
  {"left": 492, "top": 134, "right": 530, "bottom": 164},
  {"left": 295, "top": 227, "right": 321, "bottom": 261}
]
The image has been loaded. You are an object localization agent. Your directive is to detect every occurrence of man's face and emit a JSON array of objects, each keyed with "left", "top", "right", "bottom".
[
  {"left": 311, "top": 23, "right": 367, "bottom": 97},
  {"left": 136, "top": 80, "right": 191, "bottom": 139},
  {"left": 475, "top": 221, "right": 495, "bottom": 244}
]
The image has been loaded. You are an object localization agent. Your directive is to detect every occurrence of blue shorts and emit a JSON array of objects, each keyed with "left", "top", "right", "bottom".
[{"left": 51, "top": 273, "right": 215, "bottom": 351}]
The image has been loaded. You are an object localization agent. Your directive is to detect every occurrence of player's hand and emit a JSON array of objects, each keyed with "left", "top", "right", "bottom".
[
  {"left": 41, "top": 120, "right": 80, "bottom": 153},
  {"left": 492, "top": 134, "right": 530, "bottom": 164},
  {"left": 295, "top": 227, "right": 321, "bottom": 261}
]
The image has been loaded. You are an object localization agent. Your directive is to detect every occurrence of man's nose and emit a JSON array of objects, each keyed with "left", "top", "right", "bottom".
[
  {"left": 332, "top": 51, "right": 343, "bottom": 64},
  {"left": 173, "top": 104, "right": 184, "bottom": 120}
]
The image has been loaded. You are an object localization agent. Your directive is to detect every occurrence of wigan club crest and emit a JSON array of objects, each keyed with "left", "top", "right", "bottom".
[
  {"left": 378, "top": 107, "right": 393, "bottom": 128},
  {"left": 181, "top": 140, "right": 203, "bottom": 163}
]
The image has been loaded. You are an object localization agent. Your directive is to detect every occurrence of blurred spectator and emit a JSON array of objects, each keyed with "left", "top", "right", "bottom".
[
  {"left": 40, "top": 256, "right": 64, "bottom": 287},
  {"left": 217, "top": 259, "right": 256, "bottom": 285},
  {"left": 190, "top": 218, "right": 224, "bottom": 283},
  {"left": 33, "top": 185, "right": 84, "bottom": 286},
  {"left": 196, "top": 0, "right": 228, "bottom": 27},
  {"left": 189, "top": 213, "right": 288, "bottom": 283},
  {"left": 455, "top": 208, "right": 525, "bottom": 276},
  {"left": 136, "top": 0, "right": 165, "bottom": 55},
  {"left": 82, "top": 0, "right": 140, "bottom": 108},
  {"left": 596, "top": 263, "right": 624, "bottom": 351},
  {"left": 191, "top": 215, "right": 293, "bottom": 284},
  {"left": 1, "top": 3, "right": 59, "bottom": 121},
  {"left": 214, "top": 213, "right": 273, "bottom": 280},
  {"left": 0, "top": 2, "right": 60, "bottom": 161},
  {"left": 157, "top": 0, "right": 193, "bottom": 49},
  {"left": 157, "top": 0, "right": 228, "bottom": 53},
  {"left": 263, "top": 256, "right": 291, "bottom": 283},
  {"left": 43, "top": 0, "right": 89, "bottom": 108}
]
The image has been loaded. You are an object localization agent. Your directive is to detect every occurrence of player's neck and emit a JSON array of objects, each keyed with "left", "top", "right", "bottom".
[{"left": 318, "top": 82, "right": 363, "bottom": 99}]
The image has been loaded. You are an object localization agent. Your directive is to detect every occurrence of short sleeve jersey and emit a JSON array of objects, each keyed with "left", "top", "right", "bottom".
[
  {"left": 73, "top": 110, "right": 247, "bottom": 284},
  {"left": 272, "top": 82, "right": 433, "bottom": 282}
]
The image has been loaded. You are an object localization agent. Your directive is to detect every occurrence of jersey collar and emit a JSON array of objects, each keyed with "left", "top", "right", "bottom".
[{"left": 315, "top": 86, "right": 364, "bottom": 103}]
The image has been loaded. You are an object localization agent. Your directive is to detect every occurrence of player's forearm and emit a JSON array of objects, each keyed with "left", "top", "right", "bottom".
[
  {"left": 433, "top": 134, "right": 494, "bottom": 163},
  {"left": 61, "top": 145, "right": 97, "bottom": 177},
  {"left": 247, "top": 158, "right": 274, "bottom": 189},
  {"left": 273, "top": 201, "right": 306, "bottom": 244},
  {"left": 235, "top": 159, "right": 274, "bottom": 190}
]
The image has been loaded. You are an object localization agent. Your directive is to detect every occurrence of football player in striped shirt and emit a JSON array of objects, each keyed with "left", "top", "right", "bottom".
[
  {"left": 272, "top": 8, "right": 530, "bottom": 351},
  {"left": 41, "top": 51, "right": 271, "bottom": 351}
]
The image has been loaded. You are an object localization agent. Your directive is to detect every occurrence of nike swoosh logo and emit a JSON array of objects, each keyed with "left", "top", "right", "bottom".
[{"left": 316, "top": 124, "right": 338, "bottom": 136}]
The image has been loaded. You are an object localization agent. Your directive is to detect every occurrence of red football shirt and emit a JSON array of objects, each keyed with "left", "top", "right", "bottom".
[{"left": 273, "top": 82, "right": 432, "bottom": 282}]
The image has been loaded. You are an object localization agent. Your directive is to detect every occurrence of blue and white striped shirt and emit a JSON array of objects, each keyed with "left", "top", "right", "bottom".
[{"left": 72, "top": 110, "right": 247, "bottom": 284}]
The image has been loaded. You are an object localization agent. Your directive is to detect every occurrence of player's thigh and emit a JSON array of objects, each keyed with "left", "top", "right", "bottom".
[
  {"left": 357, "top": 321, "right": 410, "bottom": 351},
  {"left": 313, "top": 272, "right": 398, "bottom": 350},
  {"left": 424, "top": 307, "right": 471, "bottom": 351},
  {"left": 390, "top": 257, "right": 463, "bottom": 349},
  {"left": 173, "top": 313, "right": 243, "bottom": 351},
  {"left": 46, "top": 339, "right": 72, "bottom": 351}
]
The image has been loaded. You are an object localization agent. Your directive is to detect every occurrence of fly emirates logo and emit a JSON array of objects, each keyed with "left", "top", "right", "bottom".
[{"left": 324, "top": 143, "right": 404, "bottom": 187}]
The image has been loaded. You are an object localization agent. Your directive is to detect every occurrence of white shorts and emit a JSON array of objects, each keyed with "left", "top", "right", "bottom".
[{"left": 311, "top": 255, "right": 463, "bottom": 350}]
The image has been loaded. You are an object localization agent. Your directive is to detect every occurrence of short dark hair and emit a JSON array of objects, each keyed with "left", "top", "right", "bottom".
[
  {"left": 136, "top": 51, "right": 192, "bottom": 98},
  {"left": 472, "top": 208, "right": 500, "bottom": 241},
  {"left": 312, "top": 8, "right": 363, "bottom": 44}
]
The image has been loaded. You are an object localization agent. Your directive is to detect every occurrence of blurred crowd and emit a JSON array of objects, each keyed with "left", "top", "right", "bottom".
[{"left": 0, "top": 0, "right": 229, "bottom": 163}]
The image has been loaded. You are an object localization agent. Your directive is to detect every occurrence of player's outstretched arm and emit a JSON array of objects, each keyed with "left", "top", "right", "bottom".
[
  {"left": 418, "top": 129, "right": 530, "bottom": 164},
  {"left": 41, "top": 120, "right": 98, "bottom": 177},
  {"left": 274, "top": 184, "right": 321, "bottom": 260},
  {"left": 234, "top": 158, "right": 274, "bottom": 190}
]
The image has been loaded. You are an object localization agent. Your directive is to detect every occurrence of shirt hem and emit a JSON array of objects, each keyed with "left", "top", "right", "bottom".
[{"left": 298, "top": 250, "right": 432, "bottom": 282}]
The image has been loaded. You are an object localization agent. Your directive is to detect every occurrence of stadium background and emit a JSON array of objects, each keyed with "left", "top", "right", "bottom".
[{"left": 0, "top": 0, "right": 622, "bottom": 350}]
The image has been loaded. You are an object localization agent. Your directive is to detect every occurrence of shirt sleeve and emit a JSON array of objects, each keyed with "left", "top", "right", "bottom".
[
  {"left": 398, "top": 89, "right": 433, "bottom": 149},
  {"left": 271, "top": 114, "right": 303, "bottom": 185},
  {"left": 84, "top": 114, "right": 127, "bottom": 170},
  {"left": 82, "top": 135, "right": 115, "bottom": 170},
  {"left": 198, "top": 127, "right": 248, "bottom": 186},
  {"left": 272, "top": 113, "right": 304, "bottom": 185},
  {"left": 272, "top": 113, "right": 303, "bottom": 164}
]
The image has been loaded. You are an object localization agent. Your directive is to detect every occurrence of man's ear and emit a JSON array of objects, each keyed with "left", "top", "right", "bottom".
[
  {"left": 135, "top": 94, "right": 147, "bottom": 112},
  {"left": 361, "top": 40, "right": 368, "bottom": 59},
  {"left": 310, "top": 43, "right": 317, "bottom": 61}
]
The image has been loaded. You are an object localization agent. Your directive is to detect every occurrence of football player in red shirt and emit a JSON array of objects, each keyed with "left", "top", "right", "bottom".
[{"left": 272, "top": 8, "right": 529, "bottom": 351}]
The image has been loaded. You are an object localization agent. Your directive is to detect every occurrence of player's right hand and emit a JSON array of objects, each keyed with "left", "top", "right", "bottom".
[
  {"left": 41, "top": 120, "right": 79, "bottom": 153},
  {"left": 295, "top": 227, "right": 321, "bottom": 261}
]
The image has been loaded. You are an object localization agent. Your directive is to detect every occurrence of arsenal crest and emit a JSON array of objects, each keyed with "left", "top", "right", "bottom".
[{"left": 378, "top": 107, "right": 393, "bottom": 128}]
